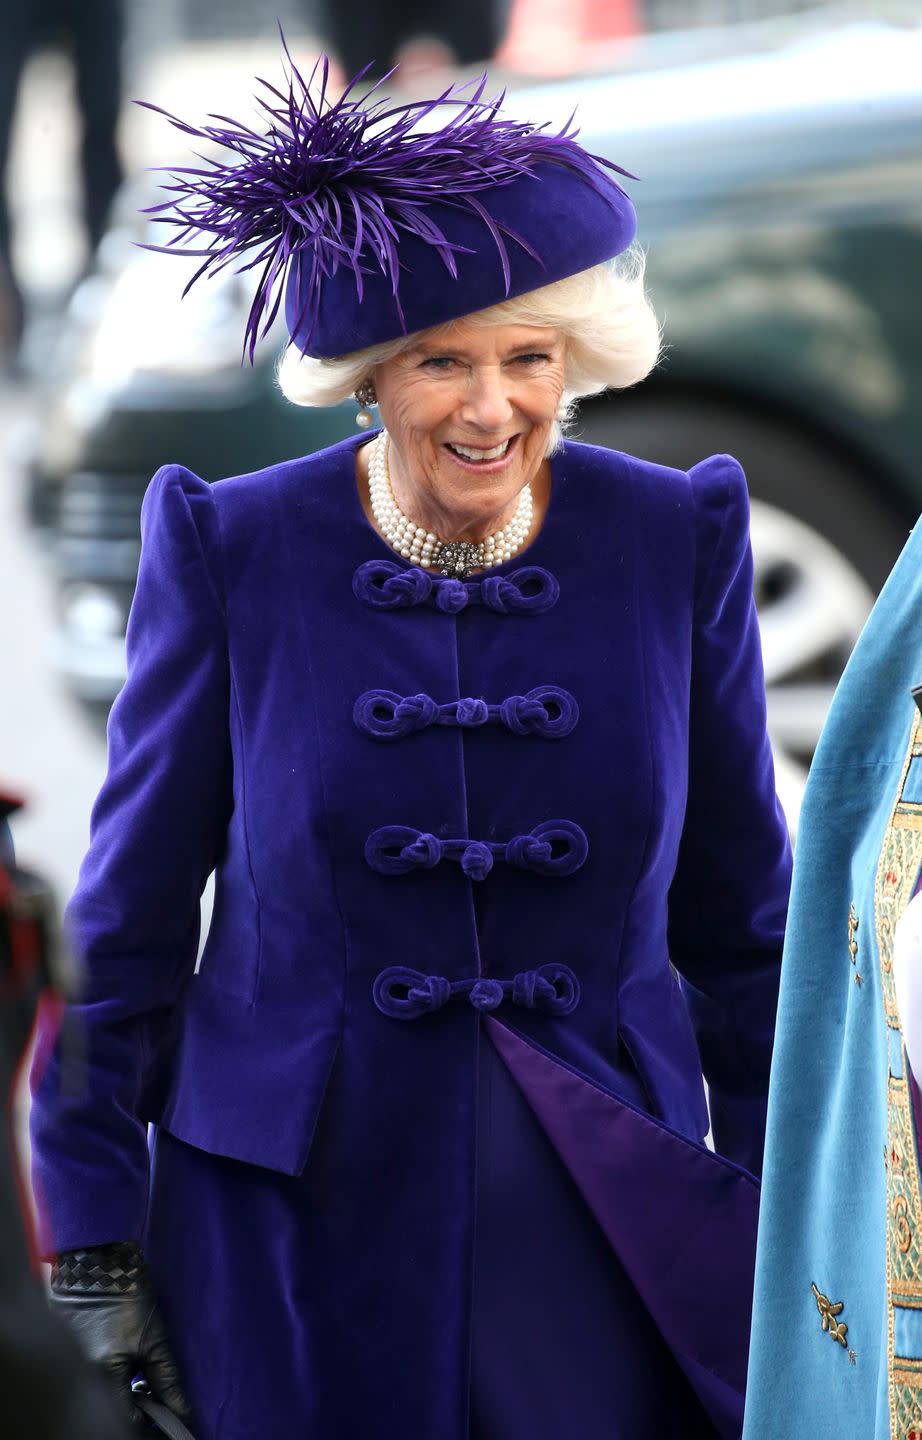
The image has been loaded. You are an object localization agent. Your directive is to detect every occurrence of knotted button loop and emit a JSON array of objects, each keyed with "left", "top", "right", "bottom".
[
  {"left": 364, "top": 819, "right": 588, "bottom": 879},
  {"left": 353, "top": 561, "right": 560, "bottom": 615},
  {"left": 373, "top": 962, "right": 581, "bottom": 1020},
  {"left": 353, "top": 686, "right": 579, "bottom": 742}
]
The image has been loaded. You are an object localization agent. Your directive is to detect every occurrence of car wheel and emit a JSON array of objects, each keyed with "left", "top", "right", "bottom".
[{"left": 575, "top": 392, "right": 913, "bottom": 830}]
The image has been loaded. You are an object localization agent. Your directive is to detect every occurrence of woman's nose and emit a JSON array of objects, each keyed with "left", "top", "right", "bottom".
[{"left": 460, "top": 368, "right": 515, "bottom": 430}]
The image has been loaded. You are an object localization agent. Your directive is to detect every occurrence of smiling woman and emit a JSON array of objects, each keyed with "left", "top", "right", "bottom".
[
  {"left": 31, "top": 46, "right": 792, "bottom": 1440},
  {"left": 278, "top": 251, "right": 661, "bottom": 576},
  {"left": 363, "top": 318, "right": 565, "bottom": 562}
]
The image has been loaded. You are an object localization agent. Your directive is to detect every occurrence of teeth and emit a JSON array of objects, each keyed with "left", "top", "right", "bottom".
[{"left": 448, "top": 440, "right": 511, "bottom": 461}]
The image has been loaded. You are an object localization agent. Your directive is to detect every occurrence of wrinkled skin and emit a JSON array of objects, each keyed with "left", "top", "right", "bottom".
[{"left": 361, "top": 318, "right": 565, "bottom": 544}]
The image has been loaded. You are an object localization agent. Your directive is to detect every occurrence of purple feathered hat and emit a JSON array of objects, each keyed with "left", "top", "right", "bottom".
[{"left": 140, "top": 40, "right": 637, "bottom": 360}]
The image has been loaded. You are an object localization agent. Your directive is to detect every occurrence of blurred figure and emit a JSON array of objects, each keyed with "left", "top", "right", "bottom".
[
  {"left": 0, "top": 793, "right": 127, "bottom": 1440},
  {"left": 0, "top": 0, "right": 124, "bottom": 364},
  {"left": 311, "top": 0, "right": 513, "bottom": 81}
]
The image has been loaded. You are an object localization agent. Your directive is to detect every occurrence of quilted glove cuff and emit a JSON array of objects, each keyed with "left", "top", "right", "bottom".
[{"left": 51, "top": 1242, "right": 148, "bottom": 1295}]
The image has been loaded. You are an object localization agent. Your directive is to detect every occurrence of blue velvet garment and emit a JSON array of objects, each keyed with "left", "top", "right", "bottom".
[
  {"left": 30, "top": 432, "right": 791, "bottom": 1438},
  {"left": 744, "top": 519, "right": 922, "bottom": 1438}
]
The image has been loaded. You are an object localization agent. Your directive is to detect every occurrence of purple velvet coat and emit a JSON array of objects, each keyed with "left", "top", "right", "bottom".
[{"left": 31, "top": 432, "right": 791, "bottom": 1437}]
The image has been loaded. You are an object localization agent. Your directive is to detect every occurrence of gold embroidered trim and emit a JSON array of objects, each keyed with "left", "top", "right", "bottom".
[
  {"left": 875, "top": 712, "right": 922, "bottom": 1436},
  {"left": 812, "top": 1282, "right": 849, "bottom": 1346}
]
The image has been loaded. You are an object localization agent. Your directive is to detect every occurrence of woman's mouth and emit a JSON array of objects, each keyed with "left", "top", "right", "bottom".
[{"left": 444, "top": 435, "right": 518, "bottom": 470}]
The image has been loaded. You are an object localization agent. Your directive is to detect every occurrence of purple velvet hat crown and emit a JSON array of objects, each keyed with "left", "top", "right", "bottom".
[{"left": 140, "top": 41, "right": 637, "bottom": 360}]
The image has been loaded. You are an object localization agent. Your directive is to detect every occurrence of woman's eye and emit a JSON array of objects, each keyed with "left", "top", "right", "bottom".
[
  {"left": 513, "top": 353, "right": 550, "bottom": 366},
  {"left": 422, "top": 356, "right": 456, "bottom": 371}
]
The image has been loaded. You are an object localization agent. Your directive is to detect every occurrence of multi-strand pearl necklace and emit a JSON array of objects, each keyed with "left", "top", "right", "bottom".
[{"left": 368, "top": 430, "right": 533, "bottom": 579}]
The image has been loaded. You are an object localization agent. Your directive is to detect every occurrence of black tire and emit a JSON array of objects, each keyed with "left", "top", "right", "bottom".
[{"left": 575, "top": 391, "right": 911, "bottom": 594}]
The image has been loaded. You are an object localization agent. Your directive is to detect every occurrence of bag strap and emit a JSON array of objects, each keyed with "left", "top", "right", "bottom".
[{"left": 133, "top": 1393, "right": 198, "bottom": 1440}]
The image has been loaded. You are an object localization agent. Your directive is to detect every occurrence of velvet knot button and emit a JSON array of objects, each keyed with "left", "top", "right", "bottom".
[
  {"left": 504, "top": 834, "right": 552, "bottom": 869},
  {"left": 352, "top": 563, "right": 433, "bottom": 609},
  {"left": 396, "top": 694, "right": 442, "bottom": 729},
  {"left": 372, "top": 963, "right": 581, "bottom": 1020},
  {"left": 353, "top": 561, "right": 560, "bottom": 615},
  {"left": 454, "top": 697, "right": 490, "bottom": 727},
  {"left": 353, "top": 686, "right": 579, "bottom": 742},
  {"left": 434, "top": 579, "right": 468, "bottom": 614},
  {"left": 364, "top": 820, "right": 589, "bottom": 879},
  {"left": 460, "top": 841, "right": 494, "bottom": 881},
  {"left": 468, "top": 978, "right": 505, "bottom": 1011},
  {"left": 511, "top": 964, "right": 580, "bottom": 1013},
  {"left": 372, "top": 966, "right": 454, "bottom": 1018},
  {"left": 403, "top": 832, "right": 442, "bottom": 868}
]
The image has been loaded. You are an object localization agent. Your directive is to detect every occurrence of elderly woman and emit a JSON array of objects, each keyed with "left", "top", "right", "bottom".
[{"left": 31, "top": 54, "right": 792, "bottom": 1440}]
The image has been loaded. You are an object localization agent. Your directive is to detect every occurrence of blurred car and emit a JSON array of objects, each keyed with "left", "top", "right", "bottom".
[
  {"left": 28, "top": 17, "right": 922, "bottom": 822},
  {"left": 32, "top": 236, "right": 350, "bottom": 706}
]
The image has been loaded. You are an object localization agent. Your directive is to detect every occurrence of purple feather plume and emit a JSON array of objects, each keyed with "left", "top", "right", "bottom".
[{"left": 137, "top": 34, "right": 634, "bottom": 361}]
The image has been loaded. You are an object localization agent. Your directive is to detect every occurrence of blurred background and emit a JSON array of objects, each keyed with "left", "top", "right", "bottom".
[{"left": 1, "top": 0, "right": 921, "bottom": 915}]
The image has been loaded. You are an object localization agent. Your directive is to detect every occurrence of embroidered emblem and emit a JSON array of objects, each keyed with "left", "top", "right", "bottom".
[
  {"left": 875, "top": 712, "right": 922, "bottom": 1433},
  {"left": 895, "top": 1194, "right": 914, "bottom": 1254},
  {"left": 812, "top": 1283, "right": 850, "bottom": 1347},
  {"left": 849, "top": 903, "right": 864, "bottom": 986}
]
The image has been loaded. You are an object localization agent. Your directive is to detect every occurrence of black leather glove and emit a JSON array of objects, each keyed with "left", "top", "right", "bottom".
[{"left": 49, "top": 1243, "right": 194, "bottom": 1433}]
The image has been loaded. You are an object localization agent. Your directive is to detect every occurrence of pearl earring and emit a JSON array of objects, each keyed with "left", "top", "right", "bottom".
[{"left": 354, "top": 379, "right": 377, "bottom": 429}]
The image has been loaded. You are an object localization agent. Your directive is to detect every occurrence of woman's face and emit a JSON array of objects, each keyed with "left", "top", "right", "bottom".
[{"left": 372, "top": 318, "right": 566, "bottom": 535}]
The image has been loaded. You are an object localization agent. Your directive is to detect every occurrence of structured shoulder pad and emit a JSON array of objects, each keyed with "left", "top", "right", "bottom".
[
  {"left": 688, "top": 454, "right": 750, "bottom": 619},
  {"left": 142, "top": 464, "right": 226, "bottom": 618}
]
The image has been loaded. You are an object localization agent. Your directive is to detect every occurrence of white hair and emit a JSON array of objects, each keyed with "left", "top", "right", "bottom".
[{"left": 276, "top": 244, "right": 661, "bottom": 452}]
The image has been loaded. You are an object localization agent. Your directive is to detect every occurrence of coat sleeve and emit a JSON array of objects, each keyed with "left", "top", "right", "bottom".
[
  {"left": 667, "top": 454, "right": 792, "bottom": 1177},
  {"left": 30, "top": 464, "right": 233, "bottom": 1254}
]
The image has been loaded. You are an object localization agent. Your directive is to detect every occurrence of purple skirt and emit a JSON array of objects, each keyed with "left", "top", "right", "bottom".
[{"left": 146, "top": 1031, "right": 716, "bottom": 1439}]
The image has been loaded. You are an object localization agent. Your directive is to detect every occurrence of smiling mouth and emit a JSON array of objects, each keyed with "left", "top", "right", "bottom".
[{"left": 445, "top": 437, "right": 515, "bottom": 463}]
